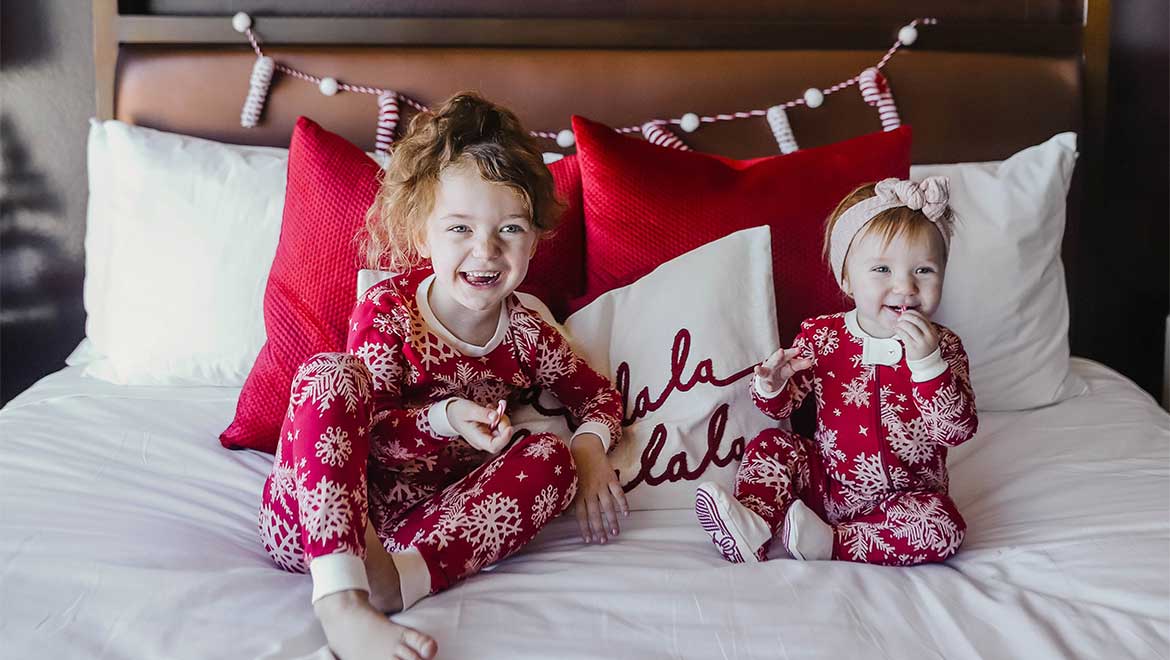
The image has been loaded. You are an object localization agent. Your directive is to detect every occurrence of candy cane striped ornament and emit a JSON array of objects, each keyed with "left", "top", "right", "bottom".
[
  {"left": 766, "top": 105, "right": 800, "bottom": 154},
  {"left": 640, "top": 121, "right": 691, "bottom": 151},
  {"left": 858, "top": 68, "right": 902, "bottom": 132},
  {"left": 375, "top": 91, "right": 400, "bottom": 157},
  {"left": 240, "top": 55, "right": 275, "bottom": 128}
]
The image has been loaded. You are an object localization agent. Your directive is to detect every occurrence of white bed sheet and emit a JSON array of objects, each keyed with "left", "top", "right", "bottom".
[{"left": 1, "top": 358, "right": 1167, "bottom": 659}]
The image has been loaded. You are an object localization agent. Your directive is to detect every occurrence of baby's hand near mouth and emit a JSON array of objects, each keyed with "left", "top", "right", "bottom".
[{"left": 893, "top": 309, "right": 939, "bottom": 360}]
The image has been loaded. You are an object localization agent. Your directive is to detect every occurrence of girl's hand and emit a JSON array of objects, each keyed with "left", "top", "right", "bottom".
[
  {"left": 754, "top": 346, "right": 813, "bottom": 392},
  {"left": 570, "top": 434, "right": 629, "bottom": 544},
  {"left": 894, "top": 310, "right": 940, "bottom": 361},
  {"left": 448, "top": 398, "right": 513, "bottom": 454}
]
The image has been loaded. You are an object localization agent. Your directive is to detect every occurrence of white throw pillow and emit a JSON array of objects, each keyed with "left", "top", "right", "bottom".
[
  {"left": 82, "top": 120, "right": 287, "bottom": 385},
  {"left": 548, "top": 227, "right": 780, "bottom": 510},
  {"left": 916, "top": 132, "right": 1087, "bottom": 411}
]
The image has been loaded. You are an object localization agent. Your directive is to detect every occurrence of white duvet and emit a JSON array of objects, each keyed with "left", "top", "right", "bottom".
[{"left": 1, "top": 359, "right": 1167, "bottom": 659}]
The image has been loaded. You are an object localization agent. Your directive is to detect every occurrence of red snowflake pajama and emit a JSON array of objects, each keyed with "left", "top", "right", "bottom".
[
  {"left": 731, "top": 310, "right": 977, "bottom": 566},
  {"left": 259, "top": 268, "right": 621, "bottom": 607},
  {"left": 260, "top": 353, "right": 578, "bottom": 606}
]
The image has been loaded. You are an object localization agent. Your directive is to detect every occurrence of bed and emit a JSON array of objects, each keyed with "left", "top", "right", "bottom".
[
  {"left": 2, "top": 1, "right": 1168, "bottom": 658},
  {"left": 2, "top": 360, "right": 1167, "bottom": 658}
]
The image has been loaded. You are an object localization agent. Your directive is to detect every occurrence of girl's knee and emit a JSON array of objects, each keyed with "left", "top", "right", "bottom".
[{"left": 511, "top": 433, "right": 576, "bottom": 485}]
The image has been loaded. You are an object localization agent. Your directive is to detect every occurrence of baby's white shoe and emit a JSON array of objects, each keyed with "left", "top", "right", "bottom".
[
  {"left": 695, "top": 482, "right": 772, "bottom": 563},
  {"left": 782, "top": 499, "right": 834, "bottom": 561}
]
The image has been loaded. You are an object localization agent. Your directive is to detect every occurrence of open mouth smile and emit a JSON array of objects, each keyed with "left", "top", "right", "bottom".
[{"left": 460, "top": 271, "right": 502, "bottom": 288}]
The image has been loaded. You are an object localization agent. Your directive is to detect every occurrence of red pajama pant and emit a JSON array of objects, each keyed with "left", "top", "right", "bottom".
[
  {"left": 735, "top": 429, "right": 965, "bottom": 566},
  {"left": 259, "top": 353, "right": 578, "bottom": 598}
]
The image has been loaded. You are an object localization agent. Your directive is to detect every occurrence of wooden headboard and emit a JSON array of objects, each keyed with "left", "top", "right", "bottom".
[{"left": 91, "top": 0, "right": 1111, "bottom": 347}]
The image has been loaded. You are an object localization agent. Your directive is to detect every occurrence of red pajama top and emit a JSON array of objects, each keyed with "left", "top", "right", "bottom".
[{"left": 344, "top": 268, "right": 622, "bottom": 468}]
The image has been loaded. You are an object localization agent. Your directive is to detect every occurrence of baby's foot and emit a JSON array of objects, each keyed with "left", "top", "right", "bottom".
[
  {"left": 695, "top": 482, "right": 771, "bottom": 563},
  {"left": 782, "top": 499, "right": 834, "bottom": 561},
  {"left": 315, "top": 590, "right": 437, "bottom": 660}
]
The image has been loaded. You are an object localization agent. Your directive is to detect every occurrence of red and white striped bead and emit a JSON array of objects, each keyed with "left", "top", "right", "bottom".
[
  {"left": 766, "top": 105, "right": 800, "bottom": 154},
  {"left": 375, "top": 91, "right": 400, "bottom": 157},
  {"left": 640, "top": 121, "right": 691, "bottom": 151},
  {"left": 858, "top": 68, "right": 902, "bottom": 132},
  {"left": 240, "top": 55, "right": 275, "bottom": 128}
]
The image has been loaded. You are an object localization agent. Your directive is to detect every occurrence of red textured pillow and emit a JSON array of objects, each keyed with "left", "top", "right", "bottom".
[
  {"left": 571, "top": 115, "right": 912, "bottom": 344},
  {"left": 221, "top": 117, "right": 584, "bottom": 453}
]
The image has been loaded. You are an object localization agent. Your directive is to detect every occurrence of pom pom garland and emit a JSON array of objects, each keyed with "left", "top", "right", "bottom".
[
  {"left": 766, "top": 105, "right": 799, "bottom": 154},
  {"left": 640, "top": 121, "right": 691, "bottom": 151},
  {"left": 232, "top": 14, "right": 936, "bottom": 149},
  {"left": 240, "top": 55, "right": 274, "bottom": 128}
]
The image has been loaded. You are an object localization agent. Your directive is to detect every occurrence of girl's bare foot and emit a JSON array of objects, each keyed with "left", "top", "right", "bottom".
[{"left": 314, "top": 590, "right": 437, "bottom": 660}]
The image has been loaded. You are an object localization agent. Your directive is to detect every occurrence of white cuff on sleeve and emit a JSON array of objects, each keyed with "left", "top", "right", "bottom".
[
  {"left": 427, "top": 397, "right": 461, "bottom": 437},
  {"left": 570, "top": 421, "right": 613, "bottom": 452},
  {"left": 391, "top": 546, "right": 432, "bottom": 610},
  {"left": 309, "top": 553, "right": 370, "bottom": 603},
  {"left": 907, "top": 347, "right": 947, "bottom": 382},
  {"left": 753, "top": 374, "right": 788, "bottom": 399}
]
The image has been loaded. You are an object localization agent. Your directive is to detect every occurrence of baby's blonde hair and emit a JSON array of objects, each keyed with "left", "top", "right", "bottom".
[
  {"left": 822, "top": 182, "right": 955, "bottom": 285},
  {"left": 361, "top": 92, "right": 563, "bottom": 271}
]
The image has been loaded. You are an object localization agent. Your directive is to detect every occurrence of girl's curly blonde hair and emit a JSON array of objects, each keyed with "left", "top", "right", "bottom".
[{"left": 361, "top": 91, "right": 563, "bottom": 271}]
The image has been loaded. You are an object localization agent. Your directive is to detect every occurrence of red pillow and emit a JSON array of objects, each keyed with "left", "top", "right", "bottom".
[
  {"left": 220, "top": 117, "right": 584, "bottom": 453},
  {"left": 571, "top": 115, "right": 912, "bottom": 344}
]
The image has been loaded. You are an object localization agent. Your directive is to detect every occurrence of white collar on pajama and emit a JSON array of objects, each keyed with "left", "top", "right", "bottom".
[
  {"left": 843, "top": 309, "right": 904, "bottom": 366},
  {"left": 415, "top": 274, "right": 511, "bottom": 357}
]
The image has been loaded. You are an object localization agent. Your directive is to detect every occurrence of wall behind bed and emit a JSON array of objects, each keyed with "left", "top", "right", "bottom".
[{"left": 0, "top": 1, "right": 1166, "bottom": 407}]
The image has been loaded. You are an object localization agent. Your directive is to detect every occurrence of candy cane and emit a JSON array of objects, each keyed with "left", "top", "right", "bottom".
[
  {"left": 240, "top": 55, "right": 275, "bottom": 128},
  {"left": 375, "top": 91, "right": 400, "bottom": 157},
  {"left": 640, "top": 121, "right": 691, "bottom": 151},
  {"left": 766, "top": 105, "right": 800, "bottom": 154},
  {"left": 858, "top": 67, "right": 901, "bottom": 132}
]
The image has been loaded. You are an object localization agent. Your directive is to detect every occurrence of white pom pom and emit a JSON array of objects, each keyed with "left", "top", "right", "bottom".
[
  {"left": 232, "top": 12, "right": 252, "bottom": 33},
  {"left": 318, "top": 77, "right": 339, "bottom": 97},
  {"left": 680, "top": 113, "right": 701, "bottom": 133},
  {"left": 803, "top": 88, "right": 825, "bottom": 109},
  {"left": 556, "top": 129, "right": 575, "bottom": 148},
  {"left": 898, "top": 25, "right": 919, "bottom": 46}
]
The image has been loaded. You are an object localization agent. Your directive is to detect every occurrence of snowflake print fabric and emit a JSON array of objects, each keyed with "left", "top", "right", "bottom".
[
  {"left": 259, "top": 267, "right": 618, "bottom": 604},
  {"left": 727, "top": 312, "right": 977, "bottom": 566}
]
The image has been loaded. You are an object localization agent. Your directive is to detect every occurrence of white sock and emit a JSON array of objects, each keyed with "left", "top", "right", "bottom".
[{"left": 783, "top": 500, "right": 834, "bottom": 561}]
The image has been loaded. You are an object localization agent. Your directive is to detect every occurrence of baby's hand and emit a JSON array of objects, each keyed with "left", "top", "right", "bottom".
[
  {"left": 893, "top": 309, "right": 939, "bottom": 361},
  {"left": 754, "top": 346, "right": 813, "bottom": 393},
  {"left": 448, "top": 399, "right": 513, "bottom": 454},
  {"left": 570, "top": 433, "right": 629, "bottom": 544}
]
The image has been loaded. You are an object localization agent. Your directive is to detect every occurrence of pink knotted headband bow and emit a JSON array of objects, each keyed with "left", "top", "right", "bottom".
[{"left": 828, "top": 176, "right": 952, "bottom": 285}]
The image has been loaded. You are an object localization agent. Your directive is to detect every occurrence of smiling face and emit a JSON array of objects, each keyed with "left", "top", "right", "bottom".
[
  {"left": 842, "top": 226, "right": 947, "bottom": 338},
  {"left": 416, "top": 163, "right": 539, "bottom": 320}
]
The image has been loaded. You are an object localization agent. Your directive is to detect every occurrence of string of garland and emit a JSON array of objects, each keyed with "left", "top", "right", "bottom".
[{"left": 232, "top": 12, "right": 934, "bottom": 155}]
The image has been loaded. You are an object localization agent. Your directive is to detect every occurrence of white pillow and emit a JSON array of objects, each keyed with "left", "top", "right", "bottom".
[
  {"left": 550, "top": 227, "right": 779, "bottom": 510},
  {"left": 83, "top": 120, "right": 287, "bottom": 385},
  {"left": 916, "top": 132, "right": 1087, "bottom": 411}
]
